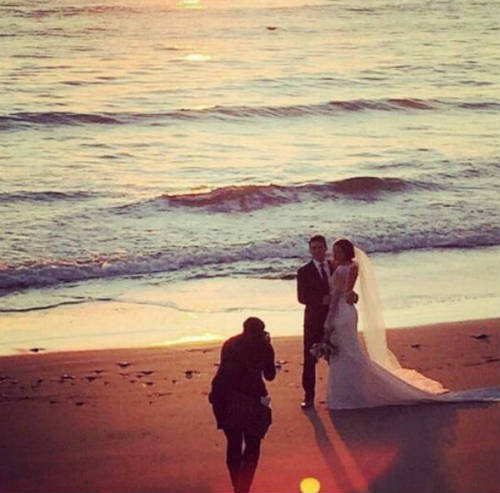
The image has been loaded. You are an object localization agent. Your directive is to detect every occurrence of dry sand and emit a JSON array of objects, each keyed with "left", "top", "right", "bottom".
[{"left": 0, "top": 318, "right": 499, "bottom": 493}]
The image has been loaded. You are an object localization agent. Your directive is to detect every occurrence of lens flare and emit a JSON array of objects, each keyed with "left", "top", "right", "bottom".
[{"left": 300, "top": 477, "right": 321, "bottom": 493}]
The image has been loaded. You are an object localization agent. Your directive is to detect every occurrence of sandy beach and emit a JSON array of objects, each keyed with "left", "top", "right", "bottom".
[{"left": 0, "top": 317, "right": 498, "bottom": 493}]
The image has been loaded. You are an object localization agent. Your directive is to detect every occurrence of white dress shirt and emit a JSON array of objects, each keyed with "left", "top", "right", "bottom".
[{"left": 312, "top": 259, "right": 331, "bottom": 281}]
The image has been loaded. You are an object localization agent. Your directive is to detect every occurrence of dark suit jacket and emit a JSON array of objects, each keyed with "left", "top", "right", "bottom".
[
  {"left": 209, "top": 333, "right": 276, "bottom": 430},
  {"left": 297, "top": 260, "right": 332, "bottom": 332}
]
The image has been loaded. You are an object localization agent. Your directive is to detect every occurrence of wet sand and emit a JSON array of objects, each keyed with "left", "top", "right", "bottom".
[{"left": 0, "top": 318, "right": 499, "bottom": 492}]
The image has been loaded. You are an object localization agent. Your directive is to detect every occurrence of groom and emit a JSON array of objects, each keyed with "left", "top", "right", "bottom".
[{"left": 297, "top": 235, "right": 357, "bottom": 409}]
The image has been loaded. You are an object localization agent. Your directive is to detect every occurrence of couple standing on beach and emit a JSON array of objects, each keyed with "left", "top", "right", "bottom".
[
  {"left": 209, "top": 234, "right": 497, "bottom": 493},
  {"left": 298, "top": 234, "right": 449, "bottom": 410}
]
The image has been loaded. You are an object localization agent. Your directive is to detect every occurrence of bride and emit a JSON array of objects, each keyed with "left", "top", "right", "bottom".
[{"left": 321, "top": 238, "right": 499, "bottom": 410}]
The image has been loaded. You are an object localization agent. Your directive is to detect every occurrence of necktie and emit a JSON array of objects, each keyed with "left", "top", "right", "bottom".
[{"left": 320, "top": 262, "right": 328, "bottom": 283}]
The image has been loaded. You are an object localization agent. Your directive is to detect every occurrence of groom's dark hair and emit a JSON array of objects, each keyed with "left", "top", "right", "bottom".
[{"left": 308, "top": 235, "right": 327, "bottom": 247}]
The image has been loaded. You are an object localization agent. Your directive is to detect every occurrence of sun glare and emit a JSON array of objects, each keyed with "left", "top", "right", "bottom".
[{"left": 300, "top": 477, "right": 321, "bottom": 493}]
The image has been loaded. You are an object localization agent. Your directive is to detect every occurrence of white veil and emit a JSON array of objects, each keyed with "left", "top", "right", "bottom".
[
  {"left": 354, "top": 247, "right": 401, "bottom": 371},
  {"left": 354, "top": 246, "right": 447, "bottom": 394}
]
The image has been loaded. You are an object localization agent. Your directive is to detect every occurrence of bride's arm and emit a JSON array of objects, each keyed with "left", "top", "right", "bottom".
[
  {"left": 323, "top": 281, "right": 341, "bottom": 339},
  {"left": 344, "top": 262, "right": 358, "bottom": 295}
]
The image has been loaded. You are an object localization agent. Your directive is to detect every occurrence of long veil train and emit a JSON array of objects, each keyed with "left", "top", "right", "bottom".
[{"left": 353, "top": 246, "right": 499, "bottom": 401}]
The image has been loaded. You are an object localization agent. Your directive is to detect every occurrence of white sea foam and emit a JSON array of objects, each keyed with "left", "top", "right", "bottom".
[{"left": 0, "top": 248, "right": 498, "bottom": 356}]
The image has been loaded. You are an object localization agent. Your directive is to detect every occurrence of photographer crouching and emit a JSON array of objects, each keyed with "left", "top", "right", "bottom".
[{"left": 209, "top": 317, "right": 276, "bottom": 493}]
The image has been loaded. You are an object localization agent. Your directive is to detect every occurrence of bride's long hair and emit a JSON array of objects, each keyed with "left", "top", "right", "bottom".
[{"left": 333, "top": 238, "right": 355, "bottom": 263}]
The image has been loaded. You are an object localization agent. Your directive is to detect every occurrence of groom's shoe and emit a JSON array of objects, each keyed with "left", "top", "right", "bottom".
[{"left": 300, "top": 399, "right": 314, "bottom": 409}]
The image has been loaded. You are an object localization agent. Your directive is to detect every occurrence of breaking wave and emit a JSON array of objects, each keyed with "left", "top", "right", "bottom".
[
  {"left": 139, "top": 177, "right": 432, "bottom": 212},
  {"left": 2, "top": 98, "right": 498, "bottom": 130}
]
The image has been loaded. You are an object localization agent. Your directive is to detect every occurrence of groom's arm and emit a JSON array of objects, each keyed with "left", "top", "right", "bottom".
[
  {"left": 298, "top": 267, "right": 331, "bottom": 306},
  {"left": 345, "top": 263, "right": 359, "bottom": 305},
  {"left": 297, "top": 267, "right": 315, "bottom": 305},
  {"left": 345, "top": 291, "right": 358, "bottom": 305}
]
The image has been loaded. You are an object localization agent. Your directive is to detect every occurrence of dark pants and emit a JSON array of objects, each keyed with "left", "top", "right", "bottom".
[
  {"left": 302, "top": 327, "right": 324, "bottom": 401},
  {"left": 223, "top": 428, "right": 262, "bottom": 493}
]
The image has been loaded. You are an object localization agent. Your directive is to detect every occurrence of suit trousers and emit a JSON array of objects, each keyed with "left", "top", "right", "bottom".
[{"left": 302, "top": 326, "right": 325, "bottom": 400}]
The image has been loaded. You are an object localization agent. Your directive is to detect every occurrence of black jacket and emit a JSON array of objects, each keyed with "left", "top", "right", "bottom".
[
  {"left": 209, "top": 333, "right": 276, "bottom": 431},
  {"left": 297, "top": 260, "right": 331, "bottom": 331},
  {"left": 210, "top": 333, "right": 276, "bottom": 401}
]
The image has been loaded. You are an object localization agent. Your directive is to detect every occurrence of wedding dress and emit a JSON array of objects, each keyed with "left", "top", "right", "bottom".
[{"left": 324, "top": 247, "right": 499, "bottom": 410}]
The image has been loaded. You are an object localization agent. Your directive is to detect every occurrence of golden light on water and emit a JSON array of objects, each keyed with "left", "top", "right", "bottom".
[
  {"left": 158, "top": 333, "right": 223, "bottom": 346},
  {"left": 184, "top": 54, "right": 211, "bottom": 62},
  {"left": 300, "top": 477, "right": 321, "bottom": 493},
  {"left": 177, "top": 0, "right": 203, "bottom": 9}
]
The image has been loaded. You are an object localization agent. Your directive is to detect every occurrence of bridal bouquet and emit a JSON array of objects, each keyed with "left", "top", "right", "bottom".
[{"left": 310, "top": 340, "right": 338, "bottom": 362}]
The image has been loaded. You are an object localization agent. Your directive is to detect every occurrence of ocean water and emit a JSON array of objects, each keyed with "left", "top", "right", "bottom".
[{"left": 0, "top": 0, "right": 499, "bottom": 351}]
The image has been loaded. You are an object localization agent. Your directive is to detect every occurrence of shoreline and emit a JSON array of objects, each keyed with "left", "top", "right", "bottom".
[
  {"left": 1, "top": 318, "right": 499, "bottom": 493},
  {"left": 1, "top": 246, "right": 498, "bottom": 358},
  {"left": 0, "top": 317, "right": 498, "bottom": 363}
]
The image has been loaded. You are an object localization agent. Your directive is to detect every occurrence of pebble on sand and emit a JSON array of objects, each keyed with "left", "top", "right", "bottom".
[{"left": 471, "top": 334, "right": 490, "bottom": 340}]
